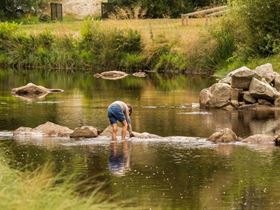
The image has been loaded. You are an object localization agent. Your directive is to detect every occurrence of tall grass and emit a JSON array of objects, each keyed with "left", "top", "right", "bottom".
[{"left": 0, "top": 162, "right": 122, "bottom": 210}]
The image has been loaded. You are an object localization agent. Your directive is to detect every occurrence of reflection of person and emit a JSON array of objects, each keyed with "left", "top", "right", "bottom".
[
  {"left": 107, "top": 101, "right": 134, "bottom": 140},
  {"left": 108, "top": 140, "right": 131, "bottom": 176}
]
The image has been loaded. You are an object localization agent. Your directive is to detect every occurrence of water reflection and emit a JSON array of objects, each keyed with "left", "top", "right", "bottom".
[{"left": 108, "top": 140, "right": 131, "bottom": 177}]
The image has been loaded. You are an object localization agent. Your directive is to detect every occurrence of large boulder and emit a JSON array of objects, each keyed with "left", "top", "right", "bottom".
[
  {"left": 13, "top": 122, "right": 73, "bottom": 138},
  {"left": 70, "top": 126, "right": 98, "bottom": 138},
  {"left": 254, "top": 63, "right": 276, "bottom": 84},
  {"left": 274, "top": 74, "right": 280, "bottom": 91},
  {"left": 231, "top": 66, "right": 255, "bottom": 89},
  {"left": 94, "top": 71, "right": 128, "bottom": 80},
  {"left": 242, "top": 134, "right": 276, "bottom": 145},
  {"left": 249, "top": 78, "right": 276, "bottom": 101},
  {"left": 208, "top": 128, "right": 239, "bottom": 143},
  {"left": 199, "top": 83, "right": 232, "bottom": 108}
]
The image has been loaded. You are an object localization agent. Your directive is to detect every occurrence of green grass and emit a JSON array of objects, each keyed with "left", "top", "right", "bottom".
[
  {"left": 0, "top": 161, "right": 123, "bottom": 210},
  {"left": 215, "top": 53, "right": 280, "bottom": 77}
]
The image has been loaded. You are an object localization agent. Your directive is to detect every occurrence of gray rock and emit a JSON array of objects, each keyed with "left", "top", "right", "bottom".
[
  {"left": 249, "top": 78, "right": 275, "bottom": 101},
  {"left": 231, "top": 66, "right": 254, "bottom": 89},
  {"left": 70, "top": 126, "right": 98, "bottom": 138},
  {"left": 242, "top": 134, "right": 276, "bottom": 144},
  {"left": 274, "top": 74, "right": 280, "bottom": 91},
  {"left": 243, "top": 92, "right": 257, "bottom": 104},
  {"left": 231, "top": 88, "right": 242, "bottom": 102},
  {"left": 132, "top": 72, "right": 146, "bottom": 78},
  {"left": 12, "top": 83, "right": 63, "bottom": 97},
  {"left": 254, "top": 63, "right": 276, "bottom": 84},
  {"left": 274, "top": 97, "right": 280, "bottom": 107},
  {"left": 208, "top": 128, "right": 238, "bottom": 143},
  {"left": 199, "top": 88, "right": 212, "bottom": 108}
]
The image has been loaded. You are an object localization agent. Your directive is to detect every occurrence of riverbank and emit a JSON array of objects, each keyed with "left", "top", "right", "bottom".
[{"left": 0, "top": 19, "right": 216, "bottom": 74}]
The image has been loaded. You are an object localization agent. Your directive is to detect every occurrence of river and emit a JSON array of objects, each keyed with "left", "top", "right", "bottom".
[{"left": 1, "top": 68, "right": 280, "bottom": 209}]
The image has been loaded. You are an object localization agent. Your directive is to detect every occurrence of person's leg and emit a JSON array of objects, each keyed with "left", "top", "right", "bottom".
[
  {"left": 112, "top": 123, "right": 118, "bottom": 141},
  {"left": 121, "top": 120, "right": 128, "bottom": 140}
]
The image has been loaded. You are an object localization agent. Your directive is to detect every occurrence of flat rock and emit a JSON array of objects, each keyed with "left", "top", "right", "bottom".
[
  {"left": 242, "top": 134, "right": 276, "bottom": 144},
  {"left": 94, "top": 71, "right": 128, "bottom": 80},
  {"left": 208, "top": 128, "right": 238, "bottom": 143},
  {"left": 70, "top": 126, "right": 98, "bottom": 138}
]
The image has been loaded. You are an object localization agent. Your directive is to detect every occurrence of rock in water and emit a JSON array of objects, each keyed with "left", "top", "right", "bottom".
[
  {"left": 254, "top": 63, "right": 276, "bottom": 84},
  {"left": 242, "top": 134, "right": 276, "bottom": 144},
  {"left": 132, "top": 72, "right": 147, "bottom": 78},
  {"left": 95, "top": 71, "right": 129, "bottom": 80},
  {"left": 11, "top": 83, "right": 64, "bottom": 99},
  {"left": 249, "top": 78, "right": 275, "bottom": 101},
  {"left": 243, "top": 92, "right": 257, "bottom": 104},
  {"left": 100, "top": 126, "right": 129, "bottom": 137},
  {"left": 231, "top": 66, "right": 254, "bottom": 89},
  {"left": 70, "top": 126, "right": 98, "bottom": 138},
  {"left": 208, "top": 128, "right": 238, "bottom": 143},
  {"left": 199, "top": 89, "right": 212, "bottom": 108},
  {"left": 14, "top": 122, "right": 73, "bottom": 138}
]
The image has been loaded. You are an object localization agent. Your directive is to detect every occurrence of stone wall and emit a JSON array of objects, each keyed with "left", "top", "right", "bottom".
[{"left": 61, "top": 0, "right": 103, "bottom": 19}]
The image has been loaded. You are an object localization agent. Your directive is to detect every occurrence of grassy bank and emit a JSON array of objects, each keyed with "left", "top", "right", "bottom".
[
  {"left": 0, "top": 19, "right": 217, "bottom": 74},
  {"left": 0, "top": 160, "right": 121, "bottom": 210}
]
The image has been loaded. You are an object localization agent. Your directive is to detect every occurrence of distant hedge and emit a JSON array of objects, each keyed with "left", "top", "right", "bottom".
[{"left": 107, "top": 0, "right": 227, "bottom": 18}]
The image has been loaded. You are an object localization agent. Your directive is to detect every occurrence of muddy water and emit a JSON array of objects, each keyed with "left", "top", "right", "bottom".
[{"left": 1, "top": 69, "right": 280, "bottom": 209}]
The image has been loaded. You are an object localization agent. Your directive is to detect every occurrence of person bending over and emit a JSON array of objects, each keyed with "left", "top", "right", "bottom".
[{"left": 108, "top": 101, "right": 133, "bottom": 140}]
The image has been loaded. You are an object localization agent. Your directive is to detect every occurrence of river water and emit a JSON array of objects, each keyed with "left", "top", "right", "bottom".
[{"left": 1, "top": 69, "right": 280, "bottom": 209}]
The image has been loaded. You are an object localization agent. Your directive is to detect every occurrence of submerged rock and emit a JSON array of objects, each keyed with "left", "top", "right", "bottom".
[
  {"left": 70, "top": 126, "right": 98, "bottom": 138},
  {"left": 208, "top": 128, "right": 239, "bottom": 143},
  {"left": 94, "top": 71, "right": 129, "bottom": 80},
  {"left": 14, "top": 122, "right": 73, "bottom": 138},
  {"left": 242, "top": 134, "right": 276, "bottom": 145}
]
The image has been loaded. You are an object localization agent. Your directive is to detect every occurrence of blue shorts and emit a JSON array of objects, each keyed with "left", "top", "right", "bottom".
[{"left": 108, "top": 104, "right": 126, "bottom": 125}]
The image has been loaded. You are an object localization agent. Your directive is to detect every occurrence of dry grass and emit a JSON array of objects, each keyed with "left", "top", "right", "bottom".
[{"left": 19, "top": 18, "right": 217, "bottom": 52}]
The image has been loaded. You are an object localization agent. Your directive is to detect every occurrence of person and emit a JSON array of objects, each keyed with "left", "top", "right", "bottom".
[{"left": 107, "top": 101, "right": 134, "bottom": 140}]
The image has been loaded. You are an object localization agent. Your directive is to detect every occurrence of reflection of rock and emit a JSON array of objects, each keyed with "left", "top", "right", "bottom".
[
  {"left": 11, "top": 83, "right": 64, "bottom": 101},
  {"left": 94, "top": 71, "right": 128, "bottom": 80},
  {"left": 242, "top": 134, "right": 276, "bottom": 145},
  {"left": 14, "top": 122, "right": 73, "bottom": 138},
  {"left": 208, "top": 128, "right": 239, "bottom": 143},
  {"left": 132, "top": 72, "right": 146, "bottom": 78},
  {"left": 70, "top": 126, "right": 98, "bottom": 138}
]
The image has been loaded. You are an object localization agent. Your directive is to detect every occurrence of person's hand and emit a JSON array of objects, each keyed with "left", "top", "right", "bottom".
[{"left": 129, "top": 133, "right": 135, "bottom": 138}]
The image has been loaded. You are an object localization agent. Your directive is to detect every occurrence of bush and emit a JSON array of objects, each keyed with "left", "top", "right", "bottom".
[{"left": 231, "top": 0, "right": 280, "bottom": 56}]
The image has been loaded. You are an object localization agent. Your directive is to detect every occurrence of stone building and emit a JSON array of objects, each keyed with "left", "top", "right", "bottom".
[{"left": 57, "top": 0, "right": 105, "bottom": 19}]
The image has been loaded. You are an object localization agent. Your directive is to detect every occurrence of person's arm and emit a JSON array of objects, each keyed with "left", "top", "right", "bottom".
[{"left": 124, "top": 109, "right": 132, "bottom": 134}]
